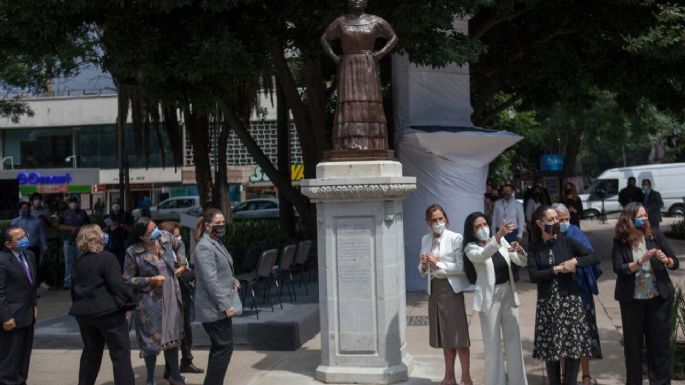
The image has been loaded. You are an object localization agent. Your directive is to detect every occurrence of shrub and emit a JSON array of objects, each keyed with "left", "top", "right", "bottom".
[
  {"left": 669, "top": 220, "right": 685, "bottom": 240},
  {"left": 224, "top": 219, "right": 293, "bottom": 271},
  {"left": 671, "top": 284, "right": 685, "bottom": 379}
]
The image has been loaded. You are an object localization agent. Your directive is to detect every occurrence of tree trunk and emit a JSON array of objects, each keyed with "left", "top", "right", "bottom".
[
  {"left": 116, "top": 87, "right": 132, "bottom": 212},
  {"left": 277, "top": 81, "right": 296, "bottom": 238},
  {"left": 220, "top": 98, "right": 317, "bottom": 239},
  {"left": 271, "top": 45, "right": 320, "bottom": 179},
  {"left": 215, "top": 112, "right": 232, "bottom": 221},
  {"left": 564, "top": 131, "right": 582, "bottom": 177},
  {"left": 185, "top": 111, "right": 215, "bottom": 210}
]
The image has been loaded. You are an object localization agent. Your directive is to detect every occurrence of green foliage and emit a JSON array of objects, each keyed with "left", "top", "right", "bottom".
[
  {"left": 670, "top": 284, "right": 685, "bottom": 379},
  {"left": 669, "top": 220, "right": 685, "bottom": 240},
  {"left": 223, "top": 219, "right": 293, "bottom": 271}
]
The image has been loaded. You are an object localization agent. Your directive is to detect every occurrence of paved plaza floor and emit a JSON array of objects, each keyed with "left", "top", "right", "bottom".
[{"left": 27, "top": 218, "right": 685, "bottom": 385}]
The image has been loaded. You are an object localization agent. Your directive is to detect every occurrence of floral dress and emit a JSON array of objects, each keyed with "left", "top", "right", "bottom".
[{"left": 533, "top": 248, "right": 593, "bottom": 361}]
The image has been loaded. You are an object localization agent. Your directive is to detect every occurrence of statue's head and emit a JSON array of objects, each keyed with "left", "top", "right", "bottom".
[{"left": 348, "top": 0, "right": 368, "bottom": 12}]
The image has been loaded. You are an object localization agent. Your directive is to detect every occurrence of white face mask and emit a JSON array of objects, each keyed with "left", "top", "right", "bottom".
[
  {"left": 432, "top": 221, "right": 446, "bottom": 235},
  {"left": 33, "top": 199, "right": 42, "bottom": 207},
  {"left": 476, "top": 226, "right": 490, "bottom": 241},
  {"left": 69, "top": 202, "right": 78, "bottom": 210},
  {"left": 175, "top": 235, "right": 182, "bottom": 242}
]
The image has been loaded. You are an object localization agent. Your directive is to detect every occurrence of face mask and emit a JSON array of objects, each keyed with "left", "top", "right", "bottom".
[
  {"left": 432, "top": 221, "right": 446, "bottom": 235},
  {"left": 476, "top": 226, "right": 490, "bottom": 241},
  {"left": 559, "top": 222, "right": 571, "bottom": 233},
  {"left": 112, "top": 204, "right": 121, "bottom": 212},
  {"left": 502, "top": 192, "right": 512, "bottom": 200},
  {"left": 175, "top": 235, "right": 182, "bottom": 242},
  {"left": 20, "top": 208, "right": 30, "bottom": 217},
  {"left": 16, "top": 237, "right": 30, "bottom": 251},
  {"left": 543, "top": 223, "right": 560, "bottom": 235},
  {"left": 211, "top": 224, "right": 226, "bottom": 238},
  {"left": 634, "top": 218, "right": 648, "bottom": 230},
  {"left": 101, "top": 233, "right": 110, "bottom": 246},
  {"left": 32, "top": 199, "right": 42, "bottom": 207},
  {"left": 148, "top": 227, "right": 162, "bottom": 241},
  {"left": 642, "top": 186, "right": 650, "bottom": 194},
  {"left": 69, "top": 202, "right": 78, "bottom": 210}
]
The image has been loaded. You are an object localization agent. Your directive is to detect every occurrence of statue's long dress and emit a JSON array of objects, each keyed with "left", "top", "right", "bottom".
[{"left": 324, "top": 16, "right": 395, "bottom": 151}]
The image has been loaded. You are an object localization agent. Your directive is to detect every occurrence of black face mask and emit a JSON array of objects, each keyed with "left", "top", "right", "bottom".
[
  {"left": 544, "top": 223, "right": 560, "bottom": 235},
  {"left": 211, "top": 224, "right": 226, "bottom": 237}
]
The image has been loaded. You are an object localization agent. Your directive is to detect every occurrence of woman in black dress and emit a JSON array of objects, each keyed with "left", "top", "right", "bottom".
[{"left": 527, "top": 205, "right": 600, "bottom": 385}]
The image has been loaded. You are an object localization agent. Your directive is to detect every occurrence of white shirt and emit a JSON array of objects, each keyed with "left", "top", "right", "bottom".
[
  {"left": 491, "top": 198, "right": 525, "bottom": 239},
  {"left": 417, "top": 229, "right": 469, "bottom": 294}
]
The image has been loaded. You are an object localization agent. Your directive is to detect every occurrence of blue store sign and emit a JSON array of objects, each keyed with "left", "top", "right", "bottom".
[{"left": 17, "top": 171, "right": 73, "bottom": 185}]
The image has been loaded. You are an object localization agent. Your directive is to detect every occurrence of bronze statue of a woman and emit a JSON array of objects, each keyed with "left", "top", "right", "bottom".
[{"left": 321, "top": 0, "right": 398, "bottom": 155}]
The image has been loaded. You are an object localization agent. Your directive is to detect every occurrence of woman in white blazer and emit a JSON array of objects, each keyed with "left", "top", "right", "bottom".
[
  {"left": 463, "top": 211, "right": 528, "bottom": 385},
  {"left": 418, "top": 204, "right": 472, "bottom": 385}
]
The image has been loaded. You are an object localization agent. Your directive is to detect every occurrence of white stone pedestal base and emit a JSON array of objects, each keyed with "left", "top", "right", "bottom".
[{"left": 300, "top": 161, "right": 416, "bottom": 385}]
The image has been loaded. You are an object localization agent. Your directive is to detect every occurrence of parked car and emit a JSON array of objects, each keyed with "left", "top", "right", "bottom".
[
  {"left": 580, "top": 162, "right": 685, "bottom": 218},
  {"left": 149, "top": 196, "right": 201, "bottom": 221},
  {"left": 232, "top": 198, "right": 280, "bottom": 219}
]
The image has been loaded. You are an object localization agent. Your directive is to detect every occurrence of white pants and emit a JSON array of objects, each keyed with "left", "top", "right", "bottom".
[{"left": 478, "top": 283, "right": 528, "bottom": 385}]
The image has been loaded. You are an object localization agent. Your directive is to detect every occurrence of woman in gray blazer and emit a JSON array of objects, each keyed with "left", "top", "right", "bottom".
[{"left": 193, "top": 208, "right": 240, "bottom": 385}]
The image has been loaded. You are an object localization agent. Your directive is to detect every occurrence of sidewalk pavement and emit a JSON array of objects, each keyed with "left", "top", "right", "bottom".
[{"left": 28, "top": 218, "right": 685, "bottom": 385}]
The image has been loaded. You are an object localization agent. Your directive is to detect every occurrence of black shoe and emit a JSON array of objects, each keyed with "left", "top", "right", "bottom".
[
  {"left": 180, "top": 362, "right": 204, "bottom": 374},
  {"left": 163, "top": 369, "right": 169, "bottom": 380}
]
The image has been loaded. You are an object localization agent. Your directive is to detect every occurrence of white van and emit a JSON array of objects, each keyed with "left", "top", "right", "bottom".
[{"left": 580, "top": 163, "right": 685, "bottom": 217}]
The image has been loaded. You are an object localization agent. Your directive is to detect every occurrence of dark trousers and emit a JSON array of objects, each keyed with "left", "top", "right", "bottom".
[
  {"left": 0, "top": 325, "right": 34, "bottom": 385},
  {"left": 75, "top": 311, "right": 135, "bottom": 385},
  {"left": 181, "top": 298, "right": 193, "bottom": 363},
  {"left": 620, "top": 296, "right": 673, "bottom": 385},
  {"left": 202, "top": 317, "right": 234, "bottom": 385}
]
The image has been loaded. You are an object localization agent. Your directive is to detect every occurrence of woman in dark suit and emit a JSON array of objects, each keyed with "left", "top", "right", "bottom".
[
  {"left": 70, "top": 224, "right": 137, "bottom": 385},
  {"left": 612, "top": 202, "right": 679, "bottom": 385},
  {"left": 193, "top": 208, "right": 240, "bottom": 385},
  {"left": 527, "top": 205, "right": 600, "bottom": 385}
]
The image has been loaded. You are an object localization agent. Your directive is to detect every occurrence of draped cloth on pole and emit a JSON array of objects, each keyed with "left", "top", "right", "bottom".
[{"left": 392, "top": 36, "right": 522, "bottom": 291}]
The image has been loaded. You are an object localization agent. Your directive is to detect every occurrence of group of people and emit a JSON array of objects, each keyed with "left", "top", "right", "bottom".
[
  {"left": 421, "top": 192, "right": 679, "bottom": 385},
  {"left": 1, "top": 208, "right": 241, "bottom": 385}
]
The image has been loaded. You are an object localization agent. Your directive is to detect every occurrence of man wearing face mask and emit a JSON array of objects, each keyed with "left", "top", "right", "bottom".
[
  {"left": 29, "top": 193, "right": 51, "bottom": 220},
  {"left": 491, "top": 184, "right": 525, "bottom": 281},
  {"left": 104, "top": 199, "right": 133, "bottom": 270},
  {"left": 0, "top": 225, "right": 38, "bottom": 385},
  {"left": 11, "top": 202, "right": 49, "bottom": 291},
  {"left": 59, "top": 196, "right": 90, "bottom": 290},
  {"left": 641, "top": 179, "right": 663, "bottom": 230}
]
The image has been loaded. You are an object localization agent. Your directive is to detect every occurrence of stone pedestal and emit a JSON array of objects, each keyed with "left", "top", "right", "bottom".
[{"left": 300, "top": 161, "right": 416, "bottom": 384}]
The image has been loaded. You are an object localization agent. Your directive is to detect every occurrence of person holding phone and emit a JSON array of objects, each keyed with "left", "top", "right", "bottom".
[
  {"left": 124, "top": 217, "right": 187, "bottom": 385},
  {"left": 418, "top": 204, "right": 472, "bottom": 385},
  {"left": 463, "top": 213, "right": 528, "bottom": 385},
  {"left": 612, "top": 202, "right": 679, "bottom": 385},
  {"left": 528, "top": 205, "right": 599, "bottom": 385},
  {"left": 193, "top": 209, "right": 240, "bottom": 385}
]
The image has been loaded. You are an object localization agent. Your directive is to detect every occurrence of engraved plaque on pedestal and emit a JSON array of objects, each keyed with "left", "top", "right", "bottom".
[{"left": 335, "top": 216, "right": 376, "bottom": 354}]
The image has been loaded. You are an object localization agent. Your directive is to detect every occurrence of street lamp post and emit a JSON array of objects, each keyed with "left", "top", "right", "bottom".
[
  {"left": 65, "top": 155, "right": 77, "bottom": 169},
  {"left": 2, "top": 156, "right": 14, "bottom": 170}
]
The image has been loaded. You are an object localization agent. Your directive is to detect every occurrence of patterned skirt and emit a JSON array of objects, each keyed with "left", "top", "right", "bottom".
[
  {"left": 533, "top": 281, "right": 593, "bottom": 361},
  {"left": 578, "top": 286, "right": 603, "bottom": 359}
]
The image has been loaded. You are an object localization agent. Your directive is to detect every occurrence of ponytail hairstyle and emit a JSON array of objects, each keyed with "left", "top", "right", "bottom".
[{"left": 194, "top": 208, "right": 224, "bottom": 242}]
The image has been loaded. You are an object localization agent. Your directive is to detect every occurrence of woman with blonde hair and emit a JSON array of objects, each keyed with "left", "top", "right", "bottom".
[{"left": 69, "top": 224, "right": 137, "bottom": 385}]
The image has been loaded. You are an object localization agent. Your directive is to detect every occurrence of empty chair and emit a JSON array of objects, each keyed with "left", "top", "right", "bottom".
[
  {"left": 276, "top": 244, "right": 298, "bottom": 302},
  {"left": 237, "top": 249, "right": 279, "bottom": 319},
  {"left": 291, "top": 240, "right": 312, "bottom": 295}
]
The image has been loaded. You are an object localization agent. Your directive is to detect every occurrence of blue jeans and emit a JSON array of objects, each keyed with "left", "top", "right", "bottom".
[{"left": 63, "top": 241, "right": 79, "bottom": 288}]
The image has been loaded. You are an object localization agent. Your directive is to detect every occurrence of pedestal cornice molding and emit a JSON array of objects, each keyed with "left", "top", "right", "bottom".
[{"left": 301, "top": 179, "right": 416, "bottom": 202}]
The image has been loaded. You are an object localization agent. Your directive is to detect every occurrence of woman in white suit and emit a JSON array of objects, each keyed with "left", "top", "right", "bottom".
[{"left": 463, "top": 211, "right": 528, "bottom": 385}]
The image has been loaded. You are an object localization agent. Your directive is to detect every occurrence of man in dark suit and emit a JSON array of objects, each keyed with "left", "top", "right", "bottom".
[
  {"left": 642, "top": 179, "right": 664, "bottom": 230},
  {"left": 0, "top": 225, "right": 38, "bottom": 385},
  {"left": 618, "top": 177, "right": 644, "bottom": 207}
]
